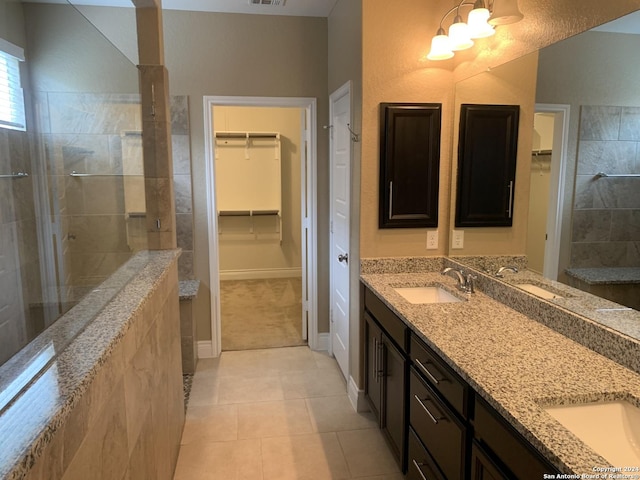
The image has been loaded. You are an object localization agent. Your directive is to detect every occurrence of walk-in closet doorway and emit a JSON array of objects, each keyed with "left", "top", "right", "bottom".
[{"left": 204, "top": 96, "right": 318, "bottom": 356}]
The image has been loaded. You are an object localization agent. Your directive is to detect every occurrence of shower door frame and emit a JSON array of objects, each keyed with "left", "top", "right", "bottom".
[{"left": 203, "top": 95, "right": 318, "bottom": 357}]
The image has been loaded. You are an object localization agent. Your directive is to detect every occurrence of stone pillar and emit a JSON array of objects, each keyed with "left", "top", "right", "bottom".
[{"left": 134, "top": 0, "right": 177, "bottom": 250}]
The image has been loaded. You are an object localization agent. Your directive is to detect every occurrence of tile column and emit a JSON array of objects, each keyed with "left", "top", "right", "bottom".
[{"left": 135, "top": 0, "right": 177, "bottom": 250}]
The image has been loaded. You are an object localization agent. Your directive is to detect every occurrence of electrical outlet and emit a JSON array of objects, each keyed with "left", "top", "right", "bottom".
[
  {"left": 451, "top": 229, "right": 464, "bottom": 249},
  {"left": 426, "top": 231, "right": 438, "bottom": 250}
]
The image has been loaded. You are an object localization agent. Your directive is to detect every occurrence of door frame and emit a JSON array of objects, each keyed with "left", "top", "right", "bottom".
[
  {"left": 203, "top": 95, "right": 318, "bottom": 357},
  {"left": 328, "top": 80, "right": 352, "bottom": 378},
  {"left": 535, "top": 103, "right": 570, "bottom": 281}
]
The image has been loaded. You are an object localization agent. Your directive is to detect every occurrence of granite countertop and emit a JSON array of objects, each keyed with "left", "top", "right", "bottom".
[
  {"left": 179, "top": 279, "right": 200, "bottom": 300},
  {"left": 360, "top": 271, "right": 640, "bottom": 475},
  {"left": 0, "top": 250, "right": 181, "bottom": 480},
  {"left": 566, "top": 267, "right": 640, "bottom": 285}
]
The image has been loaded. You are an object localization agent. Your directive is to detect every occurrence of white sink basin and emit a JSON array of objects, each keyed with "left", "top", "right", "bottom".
[
  {"left": 544, "top": 400, "right": 640, "bottom": 466},
  {"left": 393, "top": 287, "right": 462, "bottom": 304},
  {"left": 517, "top": 283, "right": 563, "bottom": 300}
]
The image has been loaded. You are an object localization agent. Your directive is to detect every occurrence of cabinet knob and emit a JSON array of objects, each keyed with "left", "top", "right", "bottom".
[{"left": 338, "top": 253, "right": 349, "bottom": 264}]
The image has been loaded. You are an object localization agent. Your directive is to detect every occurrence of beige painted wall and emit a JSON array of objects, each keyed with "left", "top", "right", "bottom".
[
  {"left": 213, "top": 105, "right": 302, "bottom": 273},
  {"left": 160, "top": 11, "right": 329, "bottom": 340},
  {"left": 22, "top": 3, "right": 138, "bottom": 93},
  {"left": 360, "top": 0, "right": 454, "bottom": 259},
  {"left": 536, "top": 30, "right": 640, "bottom": 280},
  {"left": 0, "top": 0, "right": 26, "bottom": 48}
]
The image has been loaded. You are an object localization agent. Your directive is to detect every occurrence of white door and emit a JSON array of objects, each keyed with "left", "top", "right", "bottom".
[
  {"left": 329, "top": 82, "right": 351, "bottom": 381},
  {"left": 534, "top": 104, "right": 570, "bottom": 281}
]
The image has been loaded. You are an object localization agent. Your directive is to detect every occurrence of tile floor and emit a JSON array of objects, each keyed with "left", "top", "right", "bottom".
[{"left": 173, "top": 346, "right": 403, "bottom": 480}]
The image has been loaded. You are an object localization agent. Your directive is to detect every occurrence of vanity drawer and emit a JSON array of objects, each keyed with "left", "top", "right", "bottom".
[
  {"left": 364, "top": 287, "right": 408, "bottom": 352},
  {"left": 411, "top": 334, "right": 468, "bottom": 417},
  {"left": 406, "top": 427, "right": 445, "bottom": 480},
  {"left": 410, "top": 369, "right": 466, "bottom": 480},
  {"left": 473, "top": 396, "right": 558, "bottom": 479}
]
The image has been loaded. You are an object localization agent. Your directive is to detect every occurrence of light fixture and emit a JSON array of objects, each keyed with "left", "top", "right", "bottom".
[
  {"left": 427, "top": 27, "right": 454, "bottom": 60},
  {"left": 488, "top": 0, "right": 524, "bottom": 26},
  {"left": 426, "top": 0, "right": 522, "bottom": 61},
  {"left": 467, "top": 0, "right": 495, "bottom": 38},
  {"left": 449, "top": 13, "right": 474, "bottom": 51}
]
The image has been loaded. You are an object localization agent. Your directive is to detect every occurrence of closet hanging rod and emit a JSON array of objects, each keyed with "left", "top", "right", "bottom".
[
  {"left": 594, "top": 172, "right": 640, "bottom": 179},
  {"left": 0, "top": 172, "right": 29, "bottom": 178}
]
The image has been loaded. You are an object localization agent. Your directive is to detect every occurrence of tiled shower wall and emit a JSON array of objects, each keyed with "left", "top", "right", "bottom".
[
  {"left": 0, "top": 129, "right": 43, "bottom": 364},
  {"left": 0, "top": 93, "right": 194, "bottom": 365},
  {"left": 571, "top": 105, "right": 640, "bottom": 268},
  {"left": 41, "top": 93, "right": 193, "bottom": 294},
  {"left": 170, "top": 96, "right": 194, "bottom": 279}
]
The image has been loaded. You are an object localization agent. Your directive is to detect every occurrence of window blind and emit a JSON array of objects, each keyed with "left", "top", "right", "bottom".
[{"left": 0, "top": 39, "right": 26, "bottom": 131}]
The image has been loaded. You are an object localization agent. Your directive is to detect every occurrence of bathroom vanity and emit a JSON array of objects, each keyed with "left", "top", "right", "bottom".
[{"left": 361, "top": 257, "right": 640, "bottom": 478}]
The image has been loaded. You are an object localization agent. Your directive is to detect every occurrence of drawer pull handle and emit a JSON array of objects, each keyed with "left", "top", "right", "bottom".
[
  {"left": 415, "top": 358, "right": 446, "bottom": 385},
  {"left": 376, "top": 341, "right": 385, "bottom": 380},
  {"left": 412, "top": 460, "right": 429, "bottom": 480},
  {"left": 414, "top": 394, "right": 445, "bottom": 424}
]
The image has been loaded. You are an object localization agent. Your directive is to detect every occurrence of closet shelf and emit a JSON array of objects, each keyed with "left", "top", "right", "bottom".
[
  {"left": 218, "top": 210, "right": 280, "bottom": 217},
  {"left": 214, "top": 131, "right": 280, "bottom": 139}
]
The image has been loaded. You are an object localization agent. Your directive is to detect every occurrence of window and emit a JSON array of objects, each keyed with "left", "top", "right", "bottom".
[{"left": 0, "top": 38, "right": 26, "bottom": 131}]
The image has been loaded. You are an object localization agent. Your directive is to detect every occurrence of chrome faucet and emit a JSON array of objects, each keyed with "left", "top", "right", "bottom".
[
  {"left": 441, "top": 267, "right": 476, "bottom": 294},
  {"left": 495, "top": 266, "right": 519, "bottom": 278}
]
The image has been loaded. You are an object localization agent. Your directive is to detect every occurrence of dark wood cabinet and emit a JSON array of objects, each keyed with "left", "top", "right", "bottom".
[
  {"left": 382, "top": 334, "right": 406, "bottom": 462},
  {"left": 470, "top": 441, "right": 510, "bottom": 480},
  {"left": 410, "top": 369, "right": 466, "bottom": 480},
  {"left": 473, "top": 396, "right": 560, "bottom": 479},
  {"left": 407, "top": 427, "right": 445, "bottom": 480},
  {"left": 365, "top": 312, "right": 382, "bottom": 419},
  {"left": 379, "top": 103, "right": 442, "bottom": 229},
  {"left": 360, "top": 283, "right": 562, "bottom": 479},
  {"left": 455, "top": 104, "right": 519, "bottom": 227},
  {"left": 363, "top": 288, "right": 408, "bottom": 471}
]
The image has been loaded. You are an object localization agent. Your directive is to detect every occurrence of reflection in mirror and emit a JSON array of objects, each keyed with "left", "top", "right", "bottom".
[
  {"left": 451, "top": 10, "right": 640, "bottom": 334},
  {"left": 0, "top": 0, "right": 143, "bottom": 368}
]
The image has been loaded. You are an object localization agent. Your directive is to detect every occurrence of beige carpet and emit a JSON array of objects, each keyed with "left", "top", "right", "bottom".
[{"left": 220, "top": 277, "right": 306, "bottom": 351}]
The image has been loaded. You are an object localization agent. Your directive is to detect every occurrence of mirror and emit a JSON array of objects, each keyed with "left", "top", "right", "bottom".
[{"left": 450, "top": 10, "right": 640, "bottom": 331}]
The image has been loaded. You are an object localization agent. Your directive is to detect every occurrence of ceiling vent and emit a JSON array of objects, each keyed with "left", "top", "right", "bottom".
[{"left": 249, "top": 0, "right": 285, "bottom": 6}]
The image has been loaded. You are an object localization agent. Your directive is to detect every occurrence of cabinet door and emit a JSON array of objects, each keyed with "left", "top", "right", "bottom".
[
  {"left": 470, "top": 441, "right": 510, "bottom": 480},
  {"left": 455, "top": 104, "right": 519, "bottom": 227},
  {"left": 381, "top": 333, "right": 407, "bottom": 469},
  {"left": 379, "top": 103, "right": 442, "bottom": 228},
  {"left": 364, "top": 313, "right": 382, "bottom": 421}
]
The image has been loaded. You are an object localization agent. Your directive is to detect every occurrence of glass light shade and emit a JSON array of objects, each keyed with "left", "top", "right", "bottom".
[
  {"left": 488, "top": 0, "right": 524, "bottom": 26},
  {"left": 448, "top": 18, "right": 474, "bottom": 51},
  {"left": 467, "top": 7, "right": 495, "bottom": 38},
  {"left": 427, "top": 33, "right": 454, "bottom": 60}
]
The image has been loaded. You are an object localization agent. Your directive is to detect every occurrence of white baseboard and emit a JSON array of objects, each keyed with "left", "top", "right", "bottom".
[
  {"left": 219, "top": 268, "right": 302, "bottom": 281},
  {"left": 197, "top": 340, "right": 215, "bottom": 358},
  {"left": 315, "top": 332, "right": 329, "bottom": 351},
  {"left": 348, "top": 376, "right": 370, "bottom": 413}
]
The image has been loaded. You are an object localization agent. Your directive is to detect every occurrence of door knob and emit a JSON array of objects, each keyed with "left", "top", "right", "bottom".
[{"left": 338, "top": 253, "right": 349, "bottom": 264}]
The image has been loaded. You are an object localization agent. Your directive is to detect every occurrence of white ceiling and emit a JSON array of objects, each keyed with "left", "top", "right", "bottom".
[{"left": 38, "top": 0, "right": 341, "bottom": 16}]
